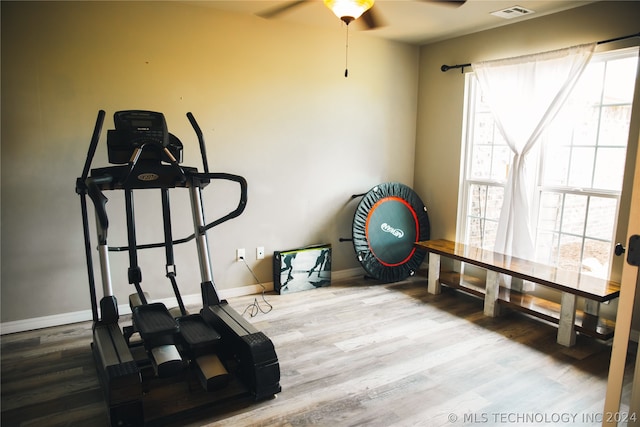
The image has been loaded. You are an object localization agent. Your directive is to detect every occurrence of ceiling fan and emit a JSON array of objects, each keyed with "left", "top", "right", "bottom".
[
  {"left": 258, "top": 0, "right": 466, "bottom": 77},
  {"left": 258, "top": 0, "right": 467, "bottom": 30}
]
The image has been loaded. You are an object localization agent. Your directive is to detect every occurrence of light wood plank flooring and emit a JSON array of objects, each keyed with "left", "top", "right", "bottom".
[{"left": 1, "top": 277, "right": 636, "bottom": 426}]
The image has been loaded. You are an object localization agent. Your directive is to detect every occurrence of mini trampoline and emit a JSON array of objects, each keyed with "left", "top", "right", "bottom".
[{"left": 350, "top": 182, "right": 430, "bottom": 282}]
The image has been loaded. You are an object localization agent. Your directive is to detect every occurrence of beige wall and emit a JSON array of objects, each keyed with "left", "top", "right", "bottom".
[
  {"left": 1, "top": 1, "right": 419, "bottom": 323},
  {"left": 3, "top": 0, "right": 640, "bottom": 329},
  {"left": 414, "top": 1, "right": 640, "bottom": 325}
]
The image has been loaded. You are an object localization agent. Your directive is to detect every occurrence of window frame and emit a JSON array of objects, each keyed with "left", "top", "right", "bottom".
[{"left": 456, "top": 46, "right": 639, "bottom": 278}]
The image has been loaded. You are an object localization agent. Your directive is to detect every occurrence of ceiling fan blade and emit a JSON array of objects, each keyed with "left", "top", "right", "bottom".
[
  {"left": 421, "top": 0, "right": 467, "bottom": 7},
  {"left": 257, "top": 1, "right": 310, "bottom": 19},
  {"left": 360, "top": 7, "right": 384, "bottom": 30}
]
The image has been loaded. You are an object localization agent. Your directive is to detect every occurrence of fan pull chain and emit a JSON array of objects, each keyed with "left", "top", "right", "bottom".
[{"left": 344, "top": 23, "right": 350, "bottom": 78}]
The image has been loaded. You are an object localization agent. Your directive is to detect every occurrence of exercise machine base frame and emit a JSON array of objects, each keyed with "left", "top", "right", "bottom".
[{"left": 78, "top": 110, "right": 281, "bottom": 426}]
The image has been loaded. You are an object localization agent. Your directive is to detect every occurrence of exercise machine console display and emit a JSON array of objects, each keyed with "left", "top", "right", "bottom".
[
  {"left": 106, "top": 110, "right": 182, "bottom": 164},
  {"left": 76, "top": 110, "right": 281, "bottom": 426}
]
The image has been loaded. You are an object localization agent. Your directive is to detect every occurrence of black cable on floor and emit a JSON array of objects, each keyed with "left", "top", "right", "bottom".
[{"left": 239, "top": 257, "right": 273, "bottom": 318}]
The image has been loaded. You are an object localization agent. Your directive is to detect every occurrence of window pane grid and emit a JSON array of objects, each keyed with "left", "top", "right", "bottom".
[
  {"left": 534, "top": 189, "right": 618, "bottom": 276},
  {"left": 465, "top": 183, "right": 503, "bottom": 250}
]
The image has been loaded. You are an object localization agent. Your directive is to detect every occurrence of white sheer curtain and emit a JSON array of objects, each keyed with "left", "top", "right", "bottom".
[{"left": 472, "top": 43, "right": 596, "bottom": 261}]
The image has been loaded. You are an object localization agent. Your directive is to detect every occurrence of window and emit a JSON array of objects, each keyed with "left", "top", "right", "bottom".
[{"left": 458, "top": 47, "right": 639, "bottom": 278}]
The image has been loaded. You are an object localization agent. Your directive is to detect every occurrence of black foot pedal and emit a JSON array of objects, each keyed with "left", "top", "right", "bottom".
[
  {"left": 132, "top": 303, "right": 179, "bottom": 348},
  {"left": 195, "top": 354, "right": 230, "bottom": 391},
  {"left": 178, "top": 314, "right": 221, "bottom": 358}
]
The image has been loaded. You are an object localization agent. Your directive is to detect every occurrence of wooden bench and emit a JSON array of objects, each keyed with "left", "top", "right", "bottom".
[{"left": 415, "top": 239, "right": 621, "bottom": 347}]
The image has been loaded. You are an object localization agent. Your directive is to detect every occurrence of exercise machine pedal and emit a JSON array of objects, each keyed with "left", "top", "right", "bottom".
[
  {"left": 132, "top": 303, "right": 183, "bottom": 377},
  {"left": 132, "top": 303, "right": 179, "bottom": 345},
  {"left": 177, "top": 314, "right": 221, "bottom": 356},
  {"left": 177, "top": 314, "right": 229, "bottom": 390},
  {"left": 129, "top": 292, "right": 188, "bottom": 319}
]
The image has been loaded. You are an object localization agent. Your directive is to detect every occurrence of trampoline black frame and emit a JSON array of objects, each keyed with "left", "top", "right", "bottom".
[{"left": 348, "top": 182, "right": 430, "bottom": 282}]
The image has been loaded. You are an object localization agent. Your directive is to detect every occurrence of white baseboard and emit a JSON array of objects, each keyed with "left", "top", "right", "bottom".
[
  {"left": 3, "top": 266, "right": 636, "bottom": 343},
  {"left": 0, "top": 310, "right": 96, "bottom": 336},
  {"left": 0, "top": 268, "right": 365, "bottom": 335}
]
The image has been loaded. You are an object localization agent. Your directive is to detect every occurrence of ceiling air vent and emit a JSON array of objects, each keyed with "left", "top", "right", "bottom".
[{"left": 491, "top": 5, "right": 535, "bottom": 19}]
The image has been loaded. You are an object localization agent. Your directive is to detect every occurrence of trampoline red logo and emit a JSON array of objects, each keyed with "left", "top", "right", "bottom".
[{"left": 381, "top": 223, "right": 404, "bottom": 239}]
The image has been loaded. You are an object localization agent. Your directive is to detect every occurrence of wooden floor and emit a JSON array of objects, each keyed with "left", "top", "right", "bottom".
[{"left": 1, "top": 277, "right": 636, "bottom": 427}]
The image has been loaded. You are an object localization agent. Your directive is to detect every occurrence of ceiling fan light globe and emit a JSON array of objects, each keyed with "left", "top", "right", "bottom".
[{"left": 324, "top": 0, "right": 374, "bottom": 22}]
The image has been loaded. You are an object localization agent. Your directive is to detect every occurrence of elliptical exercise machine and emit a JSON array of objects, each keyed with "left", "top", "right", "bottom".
[{"left": 76, "top": 110, "right": 281, "bottom": 426}]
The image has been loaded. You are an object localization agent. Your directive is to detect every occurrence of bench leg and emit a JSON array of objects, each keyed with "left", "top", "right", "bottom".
[
  {"left": 584, "top": 299, "right": 600, "bottom": 316},
  {"left": 558, "top": 292, "right": 577, "bottom": 347},
  {"left": 510, "top": 277, "right": 535, "bottom": 292},
  {"left": 484, "top": 270, "right": 501, "bottom": 317},
  {"left": 427, "top": 253, "right": 441, "bottom": 295}
]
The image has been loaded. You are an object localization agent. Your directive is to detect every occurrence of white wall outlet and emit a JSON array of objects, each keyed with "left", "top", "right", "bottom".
[
  {"left": 236, "top": 248, "right": 245, "bottom": 261},
  {"left": 256, "top": 246, "right": 265, "bottom": 260}
]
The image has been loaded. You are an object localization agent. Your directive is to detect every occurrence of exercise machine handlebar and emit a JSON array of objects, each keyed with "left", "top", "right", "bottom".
[
  {"left": 86, "top": 176, "right": 113, "bottom": 243},
  {"left": 106, "top": 172, "right": 248, "bottom": 252},
  {"left": 77, "top": 110, "right": 247, "bottom": 250},
  {"left": 187, "top": 112, "right": 210, "bottom": 174},
  {"left": 200, "top": 172, "right": 247, "bottom": 232},
  {"left": 81, "top": 110, "right": 106, "bottom": 181}
]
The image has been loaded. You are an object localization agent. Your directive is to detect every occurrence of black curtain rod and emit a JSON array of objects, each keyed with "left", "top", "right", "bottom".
[{"left": 440, "top": 32, "right": 640, "bottom": 73}]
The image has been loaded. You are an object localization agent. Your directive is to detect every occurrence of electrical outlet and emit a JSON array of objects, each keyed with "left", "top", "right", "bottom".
[
  {"left": 236, "top": 248, "right": 245, "bottom": 261},
  {"left": 256, "top": 246, "right": 265, "bottom": 260}
]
